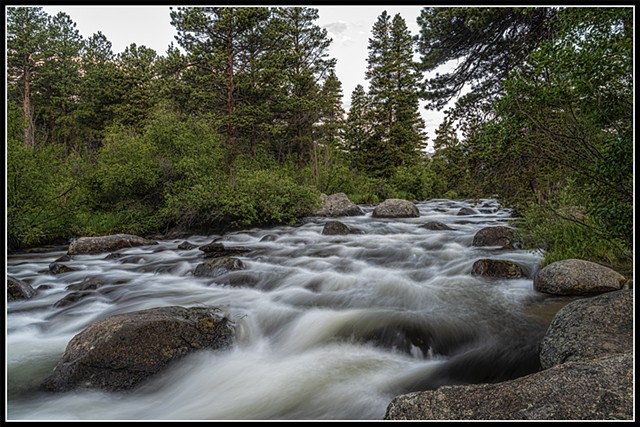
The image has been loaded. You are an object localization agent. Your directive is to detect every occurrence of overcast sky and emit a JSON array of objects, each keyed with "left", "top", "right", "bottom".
[{"left": 38, "top": 5, "right": 445, "bottom": 140}]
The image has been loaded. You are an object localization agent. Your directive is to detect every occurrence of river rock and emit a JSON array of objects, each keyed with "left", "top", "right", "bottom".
[
  {"left": 322, "top": 220, "right": 363, "bottom": 235},
  {"left": 193, "top": 257, "right": 245, "bottom": 278},
  {"left": 68, "top": 234, "right": 158, "bottom": 255},
  {"left": 7, "top": 276, "right": 36, "bottom": 301},
  {"left": 41, "top": 306, "right": 235, "bottom": 392},
  {"left": 315, "top": 193, "right": 364, "bottom": 217},
  {"left": 372, "top": 199, "right": 419, "bottom": 218},
  {"left": 53, "top": 291, "right": 96, "bottom": 308},
  {"left": 421, "top": 221, "right": 454, "bottom": 231},
  {"left": 49, "top": 262, "right": 77, "bottom": 275},
  {"left": 65, "top": 277, "right": 106, "bottom": 291},
  {"left": 199, "top": 242, "right": 251, "bottom": 258},
  {"left": 471, "top": 259, "right": 524, "bottom": 279},
  {"left": 472, "top": 226, "right": 516, "bottom": 247},
  {"left": 384, "top": 352, "right": 632, "bottom": 420},
  {"left": 533, "top": 259, "right": 625, "bottom": 295},
  {"left": 539, "top": 290, "right": 633, "bottom": 369},
  {"left": 177, "top": 241, "right": 198, "bottom": 250},
  {"left": 457, "top": 207, "right": 478, "bottom": 215}
]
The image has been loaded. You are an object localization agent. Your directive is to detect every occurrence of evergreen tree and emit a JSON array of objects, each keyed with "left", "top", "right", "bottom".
[
  {"left": 416, "top": 7, "right": 557, "bottom": 119},
  {"left": 112, "top": 44, "right": 159, "bottom": 129},
  {"left": 77, "top": 31, "right": 119, "bottom": 149},
  {"left": 35, "top": 12, "right": 84, "bottom": 149},
  {"left": 316, "top": 69, "right": 344, "bottom": 149},
  {"left": 363, "top": 11, "right": 426, "bottom": 177},
  {"left": 344, "top": 84, "right": 372, "bottom": 169},
  {"left": 170, "top": 7, "right": 271, "bottom": 151},
  {"left": 7, "top": 6, "right": 50, "bottom": 146},
  {"left": 271, "top": 7, "right": 336, "bottom": 165}
]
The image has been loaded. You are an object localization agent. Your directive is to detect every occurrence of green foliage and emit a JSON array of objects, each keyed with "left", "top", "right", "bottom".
[
  {"left": 515, "top": 185, "right": 631, "bottom": 268},
  {"left": 388, "top": 163, "right": 436, "bottom": 201},
  {"left": 88, "top": 125, "right": 163, "bottom": 206},
  {"left": 417, "top": 7, "right": 557, "bottom": 112},
  {"left": 226, "top": 168, "right": 321, "bottom": 226},
  {"left": 353, "top": 11, "right": 427, "bottom": 178},
  {"left": 7, "top": 104, "right": 80, "bottom": 246},
  {"left": 163, "top": 164, "right": 320, "bottom": 228}
]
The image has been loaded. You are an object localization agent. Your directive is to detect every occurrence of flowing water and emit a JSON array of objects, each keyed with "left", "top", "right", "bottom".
[{"left": 6, "top": 199, "right": 568, "bottom": 420}]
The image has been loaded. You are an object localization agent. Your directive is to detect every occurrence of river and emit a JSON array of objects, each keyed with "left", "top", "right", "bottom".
[{"left": 6, "top": 198, "right": 565, "bottom": 420}]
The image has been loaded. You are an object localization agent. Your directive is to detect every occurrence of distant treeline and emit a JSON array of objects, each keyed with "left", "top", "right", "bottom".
[{"left": 7, "top": 7, "right": 633, "bottom": 270}]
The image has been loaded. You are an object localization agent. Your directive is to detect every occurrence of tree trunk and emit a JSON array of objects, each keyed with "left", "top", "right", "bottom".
[
  {"left": 22, "top": 67, "right": 35, "bottom": 147},
  {"left": 225, "top": 28, "right": 236, "bottom": 148}
]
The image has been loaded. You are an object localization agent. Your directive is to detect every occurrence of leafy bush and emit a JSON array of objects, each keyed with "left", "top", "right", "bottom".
[
  {"left": 516, "top": 184, "right": 632, "bottom": 270},
  {"left": 223, "top": 168, "right": 321, "bottom": 226},
  {"left": 7, "top": 105, "right": 80, "bottom": 246},
  {"left": 388, "top": 163, "right": 436, "bottom": 201}
]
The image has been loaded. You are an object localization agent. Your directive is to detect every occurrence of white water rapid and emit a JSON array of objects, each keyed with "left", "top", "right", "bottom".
[{"left": 6, "top": 199, "right": 565, "bottom": 420}]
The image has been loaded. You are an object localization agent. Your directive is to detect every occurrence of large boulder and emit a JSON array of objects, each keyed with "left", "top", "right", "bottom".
[
  {"left": 534, "top": 259, "right": 625, "bottom": 295},
  {"left": 68, "top": 234, "right": 158, "bottom": 255},
  {"left": 372, "top": 199, "right": 419, "bottom": 218},
  {"left": 315, "top": 193, "right": 364, "bottom": 217},
  {"left": 7, "top": 276, "right": 36, "bottom": 301},
  {"left": 41, "top": 306, "right": 235, "bottom": 392},
  {"left": 471, "top": 259, "right": 524, "bottom": 279},
  {"left": 384, "top": 352, "right": 633, "bottom": 420},
  {"left": 539, "top": 290, "right": 633, "bottom": 369},
  {"left": 472, "top": 226, "right": 516, "bottom": 247}
]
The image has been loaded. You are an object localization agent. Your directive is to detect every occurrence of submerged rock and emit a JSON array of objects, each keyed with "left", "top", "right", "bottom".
[
  {"left": 7, "top": 276, "right": 36, "bottom": 301},
  {"left": 193, "top": 257, "right": 245, "bottom": 278},
  {"left": 177, "top": 241, "right": 198, "bottom": 250},
  {"left": 457, "top": 207, "right": 478, "bottom": 216},
  {"left": 199, "top": 242, "right": 251, "bottom": 258},
  {"left": 421, "top": 221, "right": 455, "bottom": 231},
  {"left": 48, "top": 263, "right": 77, "bottom": 275},
  {"left": 471, "top": 259, "right": 524, "bottom": 279},
  {"left": 41, "top": 306, "right": 235, "bottom": 392},
  {"left": 322, "top": 221, "right": 363, "bottom": 235}
]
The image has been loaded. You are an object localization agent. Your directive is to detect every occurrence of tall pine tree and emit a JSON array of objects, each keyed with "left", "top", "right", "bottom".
[
  {"left": 271, "top": 7, "right": 336, "bottom": 165},
  {"left": 344, "top": 84, "right": 372, "bottom": 170},
  {"left": 7, "top": 6, "right": 50, "bottom": 146},
  {"left": 360, "top": 11, "right": 426, "bottom": 178},
  {"left": 170, "top": 7, "right": 271, "bottom": 152}
]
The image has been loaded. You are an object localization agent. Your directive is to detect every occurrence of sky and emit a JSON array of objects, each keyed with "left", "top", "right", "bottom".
[{"left": 38, "top": 5, "right": 445, "bottom": 140}]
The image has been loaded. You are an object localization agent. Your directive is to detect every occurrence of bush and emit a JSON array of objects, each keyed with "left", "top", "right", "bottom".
[
  {"left": 7, "top": 113, "right": 80, "bottom": 246},
  {"left": 388, "top": 163, "right": 436, "bottom": 201},
  {"left": 516, "top": 186, "right": 631, "bottom": 270},
  {"left": 222, "top": 168, "right": 321, "bottom": 226}
]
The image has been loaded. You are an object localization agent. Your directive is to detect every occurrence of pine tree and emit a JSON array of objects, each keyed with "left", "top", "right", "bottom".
[
  {"left": 7, "top": 6, "right": 50, "bottom": 146},
  {"left": 112, "top": 44, "right": 159, "bottom": 129},
  {"left": 363, "top": 11, "right": 426, "bottom": 177},
  {"left": 344, "top": 84, "right": 372, "bottom": 169},
  {"left": 170, "top": 7, "right": 271, "bottom": 151},
  {"left": 36, "top": 12, "right": 84, "bottom": 149},
  {"left": 77, "top": 31, "right": 119, "bottom": 149},
  {"left": 317, "top": 69, "right": 344, "bottom": 149},
  {"left": 271, "top": 7, "right": 336, "bottom": 165}
]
